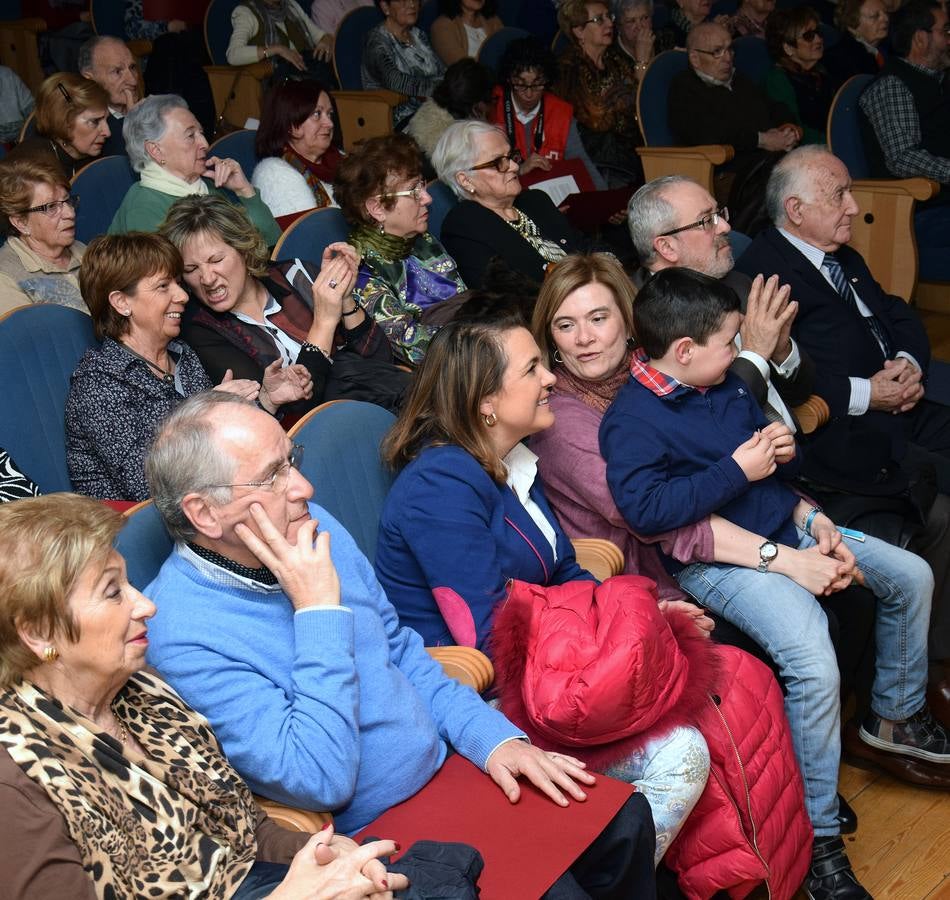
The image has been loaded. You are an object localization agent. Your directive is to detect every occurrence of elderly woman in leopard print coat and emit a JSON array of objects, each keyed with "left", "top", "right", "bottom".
[{"left": 0, "top": 494, "right": 407, "bottom": 900}]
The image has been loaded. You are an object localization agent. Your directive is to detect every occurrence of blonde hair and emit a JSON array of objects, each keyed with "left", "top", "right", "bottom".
[
  {"left": 0, "top": 495, "right": 123, "bottom": 687},
  {"left": 531, "top": 254, "right": 636, "bottom": 365}
]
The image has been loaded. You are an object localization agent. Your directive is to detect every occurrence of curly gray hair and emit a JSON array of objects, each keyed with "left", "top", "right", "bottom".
[
  {"left": 432, "top": 120, "right": 509, "bottom": 200},
  {"left": 123, "top": 94, "right": 189, "bottom": 173}
]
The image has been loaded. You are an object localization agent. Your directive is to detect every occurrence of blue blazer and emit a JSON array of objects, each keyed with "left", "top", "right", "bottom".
[{"left": 375, "top": 445, "right": 593, "bottom": 651}]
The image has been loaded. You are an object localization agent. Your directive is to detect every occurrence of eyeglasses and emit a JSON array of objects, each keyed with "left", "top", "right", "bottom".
[
  {"left": 470, "top": 149, "right": 524, "bottom": 172},
  {"left": 659, "top": 206, "right": 729, "bottom": 236},
  {"left": 798, "top": 28, "right": 820, "bottom": 42},
  {"left": 380, "top": 178, "right": 427, "bottom": 202},
  {"left": 25, "top": 194, "right": 80, "bottom": 217},
  {"left": 208, "top": 444, "right": 305, "bottom": 493},
  {"left": 510, "top": 79, "right": 549, "bottom": 92},
  {"left": 692, "top": 43, "right": 734, "bottom": 58},
  {"left": 585, "top": 11, "right": 615, "bottom": 24}
]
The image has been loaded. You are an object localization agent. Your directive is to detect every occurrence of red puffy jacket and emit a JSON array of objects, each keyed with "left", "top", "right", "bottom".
[{"left": 490, "top": 575, "right": 812, "bottom": 900}]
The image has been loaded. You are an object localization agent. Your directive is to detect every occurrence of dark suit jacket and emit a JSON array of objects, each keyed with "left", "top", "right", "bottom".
[
  {"left": 631, "top": 267, "right": 816, "bottom": 413},
  {"left": 736, "top": 227, "right": 931, "bottom": 447},
  {"left": 100, "top": 113, "right": 129, "bottom": 159},
  {"left": 439, "top": 189, "right": 584, "bottom": 289}
]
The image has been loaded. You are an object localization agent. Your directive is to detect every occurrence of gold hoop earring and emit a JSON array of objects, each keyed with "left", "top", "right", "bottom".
[
  {"left": 553, "top": 349, "right": 564, "bottom": 363},
  {"left": 42, "top": 646, "right": 58, "bottom": 663},
  {"left": 484, "top": 412, "right": 497, "bottom": 427}
]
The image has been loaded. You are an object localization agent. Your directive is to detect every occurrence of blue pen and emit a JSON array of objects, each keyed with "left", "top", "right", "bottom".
[{"left": 838, "top": 526, "right": 866, "bottom": 542}]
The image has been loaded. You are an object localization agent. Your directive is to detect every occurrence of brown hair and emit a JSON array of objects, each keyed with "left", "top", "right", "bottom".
[
  {"left": 0, "top": 155, "right": 69, "bottom": 237},
  {"left": 0, "top": 494, "right": 123, "bottom": 688},
  {"left": 383, "top": 310, "right": 527, "bottom": 482},
  {"left": 531, "top": 254, "right": 636, "bottom": 365},
  {"left": 333, "top": 133, "right": 424, "bottom": 225},
  {"left": 558, "top": 0, "right": 599, "bottom": 40},
  {"left": 35, "top": 72, "right": 110, "bottom": 144},
  {"left": 160, "top": 194, "right": 270, "bottom": 279},
  {"left": 835, "top": 0, "right": 880, "bottom": 32},
  {"left": 80, "top": 233, "right": 184, "bottom": 341}
]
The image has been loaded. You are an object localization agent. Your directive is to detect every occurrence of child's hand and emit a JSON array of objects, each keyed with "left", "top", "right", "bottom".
[
  {"left": 731, "top": 431, "right": 776, "bottom": 482},
  {"left": 761, "top": 421, "right": 796, "bottom": 464}
]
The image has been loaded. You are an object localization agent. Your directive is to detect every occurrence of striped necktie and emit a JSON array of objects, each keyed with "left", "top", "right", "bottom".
[{"left": 822, "top": 253, "right": 892, "bottom": 358}]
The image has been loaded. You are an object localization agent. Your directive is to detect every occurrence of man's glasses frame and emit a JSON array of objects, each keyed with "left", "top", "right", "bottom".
[
  {"left": 659, "top": 206, "right": 729, "bottom": 237},
  {"left": 207, "top": 444, "right": 305, "bottom": 492}
]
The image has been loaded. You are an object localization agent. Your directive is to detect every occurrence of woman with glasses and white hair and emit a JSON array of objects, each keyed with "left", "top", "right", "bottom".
[
  {"left": 333, "top": 133, "right": 466, "bottom": 365},
  {"left": 0, "top": 156, "right": 86, "bottom": 316},
  {"left": 433, "top": 120, "right": 584, "bottom": 289},
  {"left": 108, "top": 94, "right": 280, "bottom": 245}
]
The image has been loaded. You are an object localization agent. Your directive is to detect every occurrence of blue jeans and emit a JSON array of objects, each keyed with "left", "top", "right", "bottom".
[{"left": 676, "top": 529, "right": 932, "bottom": 835}]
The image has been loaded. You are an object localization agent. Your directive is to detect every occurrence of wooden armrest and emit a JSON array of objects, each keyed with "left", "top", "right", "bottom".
[
  {"left": 204, "top": 60, "right": 274, "bottom": 80},
  {"left": 792, "top": 394, "right": 830, "bottom": 435},
  {"left": 331, "top": 88, "right": 408, "bottom": 109},
  {"left": 427, "top": 646, "right": 494, "bottom": 692},
  {"left": 4, "top": 17, "right": 47, "bottom": 34},
  {"left": 636, "top": 144, "right": 735, "bottom": 165},
  {"left": 255, "top": 796, "right": 332, "bottom": 832},
  {"left": 572, "top": 538, "right": 625, "bottom": 581},
  {"left": 850, "top": 177, "right": 938, "bottom": 203}
]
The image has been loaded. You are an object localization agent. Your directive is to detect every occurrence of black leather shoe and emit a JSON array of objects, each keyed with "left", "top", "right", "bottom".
[
  {"left": 804, "top": 836, "right": 872, "bottom": 900},
  {"left": 836, "top": 793, "right": 857, "bottom": 835}
]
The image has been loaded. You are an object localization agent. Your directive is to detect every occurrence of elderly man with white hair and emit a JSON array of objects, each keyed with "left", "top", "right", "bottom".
[
  {"left": 737, "top": 144, "right": 950, "bottom": 730},
  {"left": 78, "top": 35, "right": 142, "bottom": 158}
]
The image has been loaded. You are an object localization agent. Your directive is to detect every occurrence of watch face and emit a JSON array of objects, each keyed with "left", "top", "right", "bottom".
[{"left": 760, "top": 542, "right": 778, "bottom": 561}]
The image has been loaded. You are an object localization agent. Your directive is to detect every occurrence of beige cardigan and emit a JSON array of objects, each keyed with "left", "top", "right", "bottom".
[{"left": 430, "top": 14, "right": 504, "bottom": 66}]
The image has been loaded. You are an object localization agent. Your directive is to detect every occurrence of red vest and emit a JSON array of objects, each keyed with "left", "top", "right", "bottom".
[{"left": 490, "top": 86, "right": 574, "bottom": 162}]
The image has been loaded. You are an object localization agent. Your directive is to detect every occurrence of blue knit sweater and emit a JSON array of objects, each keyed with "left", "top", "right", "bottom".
[
  {"left": 375, "top": 445, "right": 593, "bottom": 651},
  {"left": 600, "top": 371, "right": 800, "bottom": 567},
  {"left": 145, "top": 503, "right": 522, "bottom": 834}
]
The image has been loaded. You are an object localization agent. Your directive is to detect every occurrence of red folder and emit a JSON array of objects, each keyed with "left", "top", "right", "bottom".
[{"left": 355, "top": 754, "right": 635, "bottom": 899}]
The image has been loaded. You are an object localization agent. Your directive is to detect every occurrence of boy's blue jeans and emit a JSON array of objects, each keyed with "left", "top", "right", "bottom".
[{"left": 676, "top": 528, "right": 932, "bottom": 836}]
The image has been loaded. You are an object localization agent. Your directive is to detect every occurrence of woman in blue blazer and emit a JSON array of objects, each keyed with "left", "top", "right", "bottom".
[{"left": 375, "top": 310, "right": 593, "bottom": 650}]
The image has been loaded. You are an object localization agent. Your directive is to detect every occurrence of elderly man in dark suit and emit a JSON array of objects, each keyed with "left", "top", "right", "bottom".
[{"left": 737, "top": 144, "right": 950, "bottom": 728}]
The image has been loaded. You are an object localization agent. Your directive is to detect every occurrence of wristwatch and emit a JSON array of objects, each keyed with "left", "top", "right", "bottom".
[{"left": 757, "top": 540, "right": 778, "bottom": 573}]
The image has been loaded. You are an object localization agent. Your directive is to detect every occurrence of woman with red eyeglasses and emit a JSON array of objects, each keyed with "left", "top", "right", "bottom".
[{"left": 764, "top": 7, "right": 835, "bottom": 145}]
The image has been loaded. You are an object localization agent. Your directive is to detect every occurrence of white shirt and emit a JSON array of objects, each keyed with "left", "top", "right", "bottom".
[
  {"left": 734, "top": 339, "right": 802, "bottom": 431},
  {"left": 503, "top": 442, "right": 558, "bottom": 559},
  {"left": 777, "top": 228, "right": 920, "bottom": 416},
  {"left": 233, "top": 294, "right": 303, "bottom": 367}
]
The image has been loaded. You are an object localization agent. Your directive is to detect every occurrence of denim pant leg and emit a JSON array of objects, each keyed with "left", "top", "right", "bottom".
[
  {"left": 676, "top": 560, "right": 842, "bottom": 835},
  {"left": 823, "top": 532, "right": 932, "bottom": 720},
  {"left": 603, "top": 725, "right": 710, "bottom": 865}
]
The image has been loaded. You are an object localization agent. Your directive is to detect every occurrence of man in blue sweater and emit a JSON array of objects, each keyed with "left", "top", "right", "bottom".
[
  {"left": 600, "top": 267, "right": 948, "bottom": 900},
  {"left": 144, "top": 391, "right": 655, "bottom": 893}
]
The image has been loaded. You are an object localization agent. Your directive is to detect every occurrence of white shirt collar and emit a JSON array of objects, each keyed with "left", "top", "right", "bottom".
[
  {"left": 694, "top": 67, "right": 734, "bottom": 89},
  {"left": 515, "top": 101, "right": 541, "bottom": 125},
  {"left": 777, "top": 226, "right": 827, "bottom": 270},
  {"left": 503, "top": 442, "right": 540, "bottom": 507}
]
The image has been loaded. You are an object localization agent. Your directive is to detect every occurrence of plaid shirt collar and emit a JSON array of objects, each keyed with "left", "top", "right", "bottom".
[{"left": 630, "top": 348, "right": 704, "bottom": 398}]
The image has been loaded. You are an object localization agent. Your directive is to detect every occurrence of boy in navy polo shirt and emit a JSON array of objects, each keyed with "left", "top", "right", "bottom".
[{"left": 600, "top": 267, "right": 947, "bottom": 900}]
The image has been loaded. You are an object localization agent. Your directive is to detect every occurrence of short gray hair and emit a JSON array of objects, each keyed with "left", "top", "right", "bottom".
[
  {"left": 615, "top": 0, "right": 654, "bottom": 17},
  {"left": 77, "top": 35, "right": 121, "bottom": 75},
  {"left": 765, "top": 144, "right": 834, "bottom": 226},
  {"left": 627, "top": 175, "right": 693, "bottom": 264},
  {"left": 145, "top": 391, "right": 253, "bottom": 542},
  {"left": 432, "top": 120, "right": 508, "bottom": 200},
  {"left": 124, "top": 94, "right": 189, "bottom": 173}
]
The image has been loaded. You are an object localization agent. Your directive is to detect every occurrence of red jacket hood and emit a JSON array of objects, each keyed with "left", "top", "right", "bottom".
[{"left": 489, "top": 575, "right": 723, "bottom": 769}]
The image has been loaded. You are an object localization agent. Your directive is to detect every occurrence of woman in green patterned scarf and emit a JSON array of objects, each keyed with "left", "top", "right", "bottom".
[
  {"left": 334, "top": 133, "right": 467, "bottom": 366},
  {"left": 0, "top": 494, "right": 406, "bottom": 899}
]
